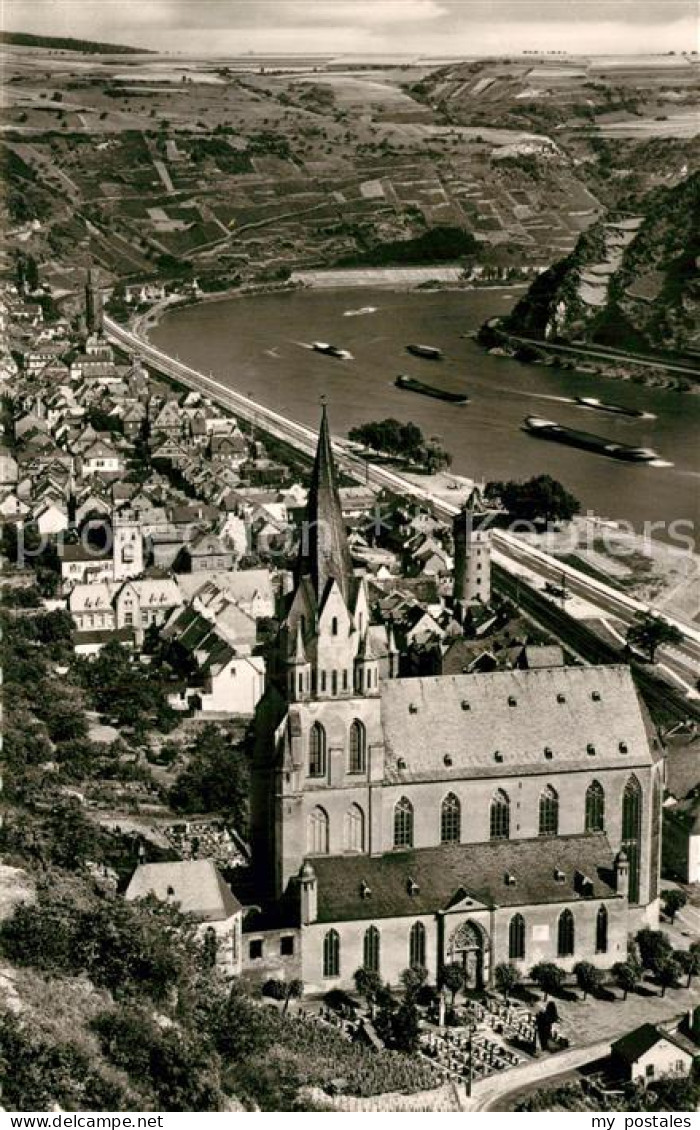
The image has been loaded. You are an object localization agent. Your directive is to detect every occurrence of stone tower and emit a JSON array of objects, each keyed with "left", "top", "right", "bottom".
[
  {"left": 453, "top": 498, "right": 491, "bottom": 616},
  {"left": 112, "top": 510, "right": 144, "bottom": 582}
]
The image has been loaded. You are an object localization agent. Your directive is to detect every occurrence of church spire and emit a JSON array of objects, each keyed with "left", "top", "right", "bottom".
[{"left": 297, "top": 402, "right": 352, "bottom": 602}]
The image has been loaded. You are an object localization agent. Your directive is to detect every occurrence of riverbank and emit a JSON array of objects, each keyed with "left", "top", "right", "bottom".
[{"left": 479, "top": 321, "right": 700, "bottom": 396}]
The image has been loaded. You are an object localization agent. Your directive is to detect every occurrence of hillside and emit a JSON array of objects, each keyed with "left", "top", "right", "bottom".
[
  {"left": 502, "top": 172, "right": 700, "bottom": 355},
  {"left": 0, "top": 30, "right": 152, "bottom": 54}
]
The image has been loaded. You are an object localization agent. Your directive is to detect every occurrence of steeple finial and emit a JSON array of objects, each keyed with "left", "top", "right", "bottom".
[{"left": 296, "top": 403, "right": 352, "bottom": 602}]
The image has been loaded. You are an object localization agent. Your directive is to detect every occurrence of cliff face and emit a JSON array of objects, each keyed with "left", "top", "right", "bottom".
[{"left": 504, "top": 172, "right": 700, "bottom": 354}]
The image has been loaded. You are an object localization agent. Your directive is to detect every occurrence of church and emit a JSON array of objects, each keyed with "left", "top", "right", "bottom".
[{"left": 243, "top": 406, "right": 664, "bottom": 994}]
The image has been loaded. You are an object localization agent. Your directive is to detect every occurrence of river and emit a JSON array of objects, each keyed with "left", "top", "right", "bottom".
[{"left": 151, "top": 287, "right": 700, "bottom": 540}]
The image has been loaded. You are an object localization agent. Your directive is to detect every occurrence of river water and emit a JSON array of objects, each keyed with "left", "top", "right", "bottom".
[{"left": 152, "top": 287, "right": 700, "bottom": 540}]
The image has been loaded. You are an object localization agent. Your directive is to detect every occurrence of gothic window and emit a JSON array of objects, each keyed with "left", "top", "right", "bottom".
[
  {"left": 409, "top": 921, "right": 426, "bottom": 968},
  {"left": 509, "top": 913, "right": 526, "bottom": 961},
  {"left": 309, "top": 722, "right": 326, "bottom": 778},
  {"left": 557, "top": 909, "right": 575, "bottom": 957},
  {"left": 595, "top": 905, "right": 608, "bottom": 954},
  {"left": 585, "top": 780, "right": 605, "bottom": 833},
  {"left": 539, "top": 785, "right": 559, "bottom": 836},
  {"left": 622, "top": 776, "right": 642, "bottom": 905},
  {"left": 344, "top": 804, "right": 365, "bottom": 853},
  {"left": 331, "top": 670, "right": 338, "bottom": 696},
  {"left": 393, "top": 797, "right": 414, "bottom": 848},
  {"left": 331, "top": 616, "right": 338, "bottom": 636},
  {"left": 349, "top": 720, "right": 366, "bottom": 773},
  {"left": 363, "top": 925, "right": 380, "bottom": 974},
  {"left": 323, "top": 929, "right": 340, "bottom": 977},
  {"left": 440, "top": 792, "right": 461, "bottom": 843},
  {"left": 490, "top": 789, "right": 510, "bottom": 840},
  {"left": 307, "top": 806, "right": 329, "bottom": 855}
]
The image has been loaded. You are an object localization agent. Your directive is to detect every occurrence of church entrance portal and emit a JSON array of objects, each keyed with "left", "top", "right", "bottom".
[{"left": 446, "top": 920, "right": 489, "bottom": 989}]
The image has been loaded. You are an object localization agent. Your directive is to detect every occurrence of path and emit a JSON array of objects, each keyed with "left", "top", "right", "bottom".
[{"left": 467, "top": 1038, "right": 611, "bottom": 1110}]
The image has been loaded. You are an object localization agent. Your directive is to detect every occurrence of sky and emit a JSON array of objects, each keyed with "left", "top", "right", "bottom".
[{"left": 3, "top": 0, "right": 698, "bottom": 57}]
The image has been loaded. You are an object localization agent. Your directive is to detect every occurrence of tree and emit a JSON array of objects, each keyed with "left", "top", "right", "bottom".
[
  {"left": 626, "top": 613, "right": 683, "bottom": 664},
  {"left": 612, "top": 959, "right": 640, "bottom": 1000},
  {"left": 400, "top": 964, "right": 428, "bottom": 1002},
  {"left": 439, "top": 962, "right": 465, "bottom": 1005},
  {"left": 656, "top": 954, "right": 681, "bottom": 997},
  {"left": 353, "top": 967, "right": 382, "bottom": 1014},
  {"left": 573, "top": 961, "right": 603, "bottom": 1000},
  {"left": 674, "top": 947, "right": 700, "bottom": 989},
  {"left": 662, "top": 888, "right": 688, "bottom": 923},
  {"left": 530, "top": 962, "right": 566, "bottom": 999},
  {"left": 494, "top": 962, "right": 520, "bottom": 1001},
  {"left": 485, "top": 474, "right": 580, "bottom": 526},
  {"left": 637, "top": 928, "right": 672, "bottom": 975},
  {"left": 282, "top": 978, "right": 304, "bottom": 1015}
]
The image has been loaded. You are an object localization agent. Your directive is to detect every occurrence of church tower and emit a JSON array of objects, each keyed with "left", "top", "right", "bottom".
[
  {"left": 85, "top": 266, "right": 103, "bottom": 337},
  {"left": 252, "top": 405, "right": 387, "bottom": 897}
]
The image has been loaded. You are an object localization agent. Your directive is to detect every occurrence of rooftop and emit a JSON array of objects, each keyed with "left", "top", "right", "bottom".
[
  {"left": 381, "top": 666, "right": 656, "bottom": 782},
  {"left": 125, "top": 859, "right": 241, "bottom": 922},
  {"left": 311, "top": 834, "right": 618, "bottom": 923}
]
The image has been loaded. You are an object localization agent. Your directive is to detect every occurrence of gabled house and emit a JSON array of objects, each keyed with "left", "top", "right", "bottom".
[
  {"left": 80, "top": 438, "right": 124, "bottom": 477},
  {"left": 162, "top": 605, "right": 265, "bottom": 716},
  {"left": 177, "top": 530, "right": 235, "bottom": 574},
  {"left": 126, "top": 860, "right": 242, "bottom": 976}
]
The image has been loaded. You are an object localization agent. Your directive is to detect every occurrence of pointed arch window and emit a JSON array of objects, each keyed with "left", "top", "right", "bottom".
[
  {"left": 307, "top": 806, "right": 329, "bottom": 855},
  {"left": 509, "top": 913, "right": 526, "bottom": 961},
  {"left": 490, "top": 789, "right": 510, "bottom": 840},
  {"left": 409, "top": 921, "right": 426, "bottom": 969},
  {"left": 622, "top": 776, "right": 642, "bottom": 905},
  {"left": 585, "top": 780, "right": 605, "bottom": 833},
  {"left": 393, "top": 797, "right": 414, "bottom": 848},
  {"left": 539, "top": 785, "right": 559, "bottom": 836},
  {"left": 323, "top": 929, "right": 340, "bottom": 978},
  {"left": 557, "top": 909, "right": 575, "bottom": 957},
  {"left": 349, "top": 719, "right": 366, "bottom": 774},
  {"left": 309, "top": 722, "right": 326, "bottom": 778},
  {"left": 363, "top": 925, "right": 380, "bottom": 974},
  {"left": 344, "top": 804, "right": 365, "bottom": 853},
  {"left": 440, "top": 792, "right": 461, "bottom": 844},
  {"left": 595, "top": 905, "right": 608, "bottom": 954}
]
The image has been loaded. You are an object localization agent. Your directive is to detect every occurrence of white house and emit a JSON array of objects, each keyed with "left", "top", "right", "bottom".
[{"left": 125, "top": 859, "right": 242, "bottom": 976}]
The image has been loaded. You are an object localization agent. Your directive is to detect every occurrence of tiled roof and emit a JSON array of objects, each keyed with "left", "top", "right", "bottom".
[
  {"left": 126, "top": 859, "right": 241, "bottom": 922},
  {"left": 381, "top": 666, "right": 654, "bottom": 782},
  {"left": 612, "top": 1023, "right": 697, "bottom": 1064},
  {"left": 310, "top": 834, "right": 618, "bottom": 923}
]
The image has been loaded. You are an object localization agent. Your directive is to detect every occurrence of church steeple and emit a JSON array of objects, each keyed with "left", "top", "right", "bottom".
[{"left": 297, "top": 403, "right": 352, "bottom": 602}]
